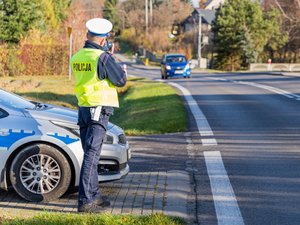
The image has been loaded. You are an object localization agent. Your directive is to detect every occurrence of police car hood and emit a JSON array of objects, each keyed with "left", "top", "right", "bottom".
[{"left": 27, "top": 104, "right": 114, "bottom": 130}]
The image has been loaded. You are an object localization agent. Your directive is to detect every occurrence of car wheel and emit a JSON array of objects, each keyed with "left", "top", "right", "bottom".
[{"left": 10, "top": 144, "right": 71, "bottom": 202}]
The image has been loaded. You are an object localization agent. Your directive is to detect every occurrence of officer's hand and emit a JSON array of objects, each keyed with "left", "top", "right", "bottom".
[
  {"left": 108, "top": 43, "right": 115, "bottom": 54},
  {"left": 123, "top": 64, "right": 127, "bottom": 76}
]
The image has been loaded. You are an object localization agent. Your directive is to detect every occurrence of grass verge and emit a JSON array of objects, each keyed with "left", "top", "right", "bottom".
[
  {"left": 2, "top": 212, "right": 186, "bottom": 225},
  {"left": 0, "top": 75, "right": 187, "bottom": 135},
  {"left": 111, "top": 77, "right": 186, "bottom": 135}
]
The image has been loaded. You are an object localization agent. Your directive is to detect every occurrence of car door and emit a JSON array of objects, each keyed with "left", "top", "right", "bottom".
[
  {"left": 0, "top": 107, "right": 10, "bottom": 150},
  {"left": 0, "top": 105, "right": 37, "bottom": 152}
]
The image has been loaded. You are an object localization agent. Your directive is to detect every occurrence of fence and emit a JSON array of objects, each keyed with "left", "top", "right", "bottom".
[
  {"left": 250, "top": 63, "right": 300, "bottom": 72},
  {"left": 137, "top": 48, "right": 162, "bottom": 65}
]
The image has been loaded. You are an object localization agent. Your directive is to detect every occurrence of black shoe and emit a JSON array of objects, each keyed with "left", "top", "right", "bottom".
[
  {"left": 94, "top": 196, "right": 110, "bottom": 207},
  {"left": 78, "top": 202, "right": 105, "bottom": 213}
]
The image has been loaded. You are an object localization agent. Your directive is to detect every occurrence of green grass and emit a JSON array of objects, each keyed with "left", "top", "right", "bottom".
[
  {"left": 2, "top": 212, "right": 186, "bottom": 225},
  {"left": 111, "top": 78, "right": 187, "bottom": 135},
  {"left": 0, "top": 76, "right": 187, "bottom": 135},
  {"left": 0, "top": 76, "right": 78, "bottom": 109}
]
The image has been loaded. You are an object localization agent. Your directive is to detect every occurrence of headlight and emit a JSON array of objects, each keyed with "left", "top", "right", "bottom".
[
  {"left": 184, "top": 64, "right": 190, "bottom": 70},
  {"left": 166, "top": 65, "right": 171, "bottom": 70},
  {"left": 51, "top": 121, "right": 80, "bottom": 137},
  {"left": 118, "top": 134, "right": 127, "bottom": 145}
]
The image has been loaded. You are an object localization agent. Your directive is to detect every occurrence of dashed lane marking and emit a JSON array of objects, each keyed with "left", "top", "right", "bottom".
[{"left": 204, "top": 151, "right": 245, "bottom": 225}]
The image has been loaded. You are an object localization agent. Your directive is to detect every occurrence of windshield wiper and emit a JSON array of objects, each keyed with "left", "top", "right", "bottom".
[{"left": 33, "top": 102, "right": 47, "bottom": 110}]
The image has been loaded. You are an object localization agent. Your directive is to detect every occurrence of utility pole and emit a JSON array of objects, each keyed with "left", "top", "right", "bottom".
[
  {"left": 198, "top": 12, "right": 202, "bottom": 68},
  {"left": 67, "top": 27, "right": 73, "bottom": 80},
  {"left": 150, "top": 0, "right": 153, "bottom": 26},
  {"left": 145, "top": 0, "right": 148, "bottom": 35}
]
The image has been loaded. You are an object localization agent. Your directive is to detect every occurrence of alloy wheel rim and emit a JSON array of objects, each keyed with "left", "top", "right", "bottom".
[{"left": 20, "top": 154, "right": 61, "bottom": 194}]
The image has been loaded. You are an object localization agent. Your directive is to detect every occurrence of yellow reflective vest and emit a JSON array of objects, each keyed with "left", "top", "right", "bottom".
[{"left": 71, "top": 48, "right": 119, "bottom": 107}]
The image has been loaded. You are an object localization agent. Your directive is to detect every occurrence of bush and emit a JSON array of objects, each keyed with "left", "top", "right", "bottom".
[
  {"left": 0, "top": 45, "right": 9, "bottom": 76},
  {"left": 0, "top": 45, "right": 25, "bottom": 76},
  {"left": 20, "top": 44, "right": 69, "bottom": 76},
  {"left": 7, "top": 47, "right": 25, "bottom": 76}
]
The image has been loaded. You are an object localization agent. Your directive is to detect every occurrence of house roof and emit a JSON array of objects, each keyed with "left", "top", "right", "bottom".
[{"left": 194, "top": 9, "right": 216, "bottom": 24}]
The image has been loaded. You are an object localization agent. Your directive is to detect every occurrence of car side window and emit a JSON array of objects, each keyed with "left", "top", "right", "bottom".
[{"left": 0, "top": 108, "right": 8, "bottom": 119}]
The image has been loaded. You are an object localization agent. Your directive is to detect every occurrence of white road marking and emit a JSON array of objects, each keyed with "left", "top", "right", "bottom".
[
  {"left": 204, "top": 151, "right": 245, "bottom": 225},
  {"left": 167, "top": 82, "right": 217, "bottom": 146},
  {"left": 236, "top": 81, "right": 296, "bottom": 98},
  {"left": 206, "top": 77, "right": 300, "bottom": 100}
]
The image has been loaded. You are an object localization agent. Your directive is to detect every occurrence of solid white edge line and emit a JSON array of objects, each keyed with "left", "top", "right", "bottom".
[
  {"left": 204, "top": 151, "right": 245, "bottom": 225},
  {"left": 167, "top": 82, "right": 218, "bottom": 146}
]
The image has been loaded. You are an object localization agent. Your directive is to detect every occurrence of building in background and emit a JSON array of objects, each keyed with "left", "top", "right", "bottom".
[{"left": 192, "top": 0, "right": 225, "bottom": 9}]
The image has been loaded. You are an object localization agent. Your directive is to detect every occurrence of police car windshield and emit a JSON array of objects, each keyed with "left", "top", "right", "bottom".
[
  {"left": 166, "top": 56, "right": 186, "bottom": 63},
  {"left": 0, "top": 89, "right": 35, "bottom": 109}
]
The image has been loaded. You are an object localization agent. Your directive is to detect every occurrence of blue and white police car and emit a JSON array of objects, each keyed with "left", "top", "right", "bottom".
[
  {"left": 161, "top": 54, "right": 191, "bottom": 79},
  {"left": 0, "top": 89, "right": 130, "bottom": 202}
]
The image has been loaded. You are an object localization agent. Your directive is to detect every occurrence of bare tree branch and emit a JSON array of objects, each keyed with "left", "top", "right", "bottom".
[
  {"left": 273, "top": 0, "right": 294, "bottom": 21},
  {"left": 296, "top": 0, "right": 300, "bottom": 8}
]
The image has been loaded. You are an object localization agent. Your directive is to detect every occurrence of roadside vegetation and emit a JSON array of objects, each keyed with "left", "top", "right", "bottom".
[
  {"left": 1, "top": 212, "right": 185, "bottom": 225},
  {"left": 112, "top": 77, "right": 187, "bottom": 135},
  {"left": 104, "top": 0, "right": 299, "bottom": 70},
  {"left": 0, "top": 76, "right": 187, "bottom": 135}
]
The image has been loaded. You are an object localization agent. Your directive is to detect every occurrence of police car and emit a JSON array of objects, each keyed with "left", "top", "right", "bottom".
[
  {"left": 0, "top": 89, "right": 130, "bottom": 202},
  {"left": 161, "top": 54, "right": 191, "bottom": 79}
]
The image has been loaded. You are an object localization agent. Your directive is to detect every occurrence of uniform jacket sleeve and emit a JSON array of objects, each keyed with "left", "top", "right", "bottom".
[{"left": 97, "top": 53, "right": 127, "bottom": 87}]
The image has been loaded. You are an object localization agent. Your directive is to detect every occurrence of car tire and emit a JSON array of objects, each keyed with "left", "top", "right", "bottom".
[{"left": 10, "top": 144, "right": 71, "bottom": 202}]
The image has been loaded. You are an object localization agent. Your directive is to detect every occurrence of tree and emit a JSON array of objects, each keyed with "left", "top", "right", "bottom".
[
  {"left": 0, "top": 0, "right": 71, "bottom": 43},
  {"left": 263, "top": 0, "right": 300, "bottom": 62},
  {"left": 117, "top": 0, "right": 192, "bottom": 53},
  {"left": 103, "top": 0, "right": 120, "bottom": 33},
  {"left": 212, "top": 0, "right": 287, "bottom": 70},
  {"left": 153, "top": 0, "right": 192, "bottom": 27},
  {"left": 0, "top": 0, "right": 42, "bottom": 43}
]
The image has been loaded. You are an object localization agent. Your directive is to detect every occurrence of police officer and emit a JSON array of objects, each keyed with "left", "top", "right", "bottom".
[{"left": 71, "top": 18, "right": 127, "bottom": 213}]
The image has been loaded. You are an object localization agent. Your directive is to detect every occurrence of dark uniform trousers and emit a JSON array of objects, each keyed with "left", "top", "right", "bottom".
[{"left": 77, "top": 106, "right": 112, "bottom": 206}]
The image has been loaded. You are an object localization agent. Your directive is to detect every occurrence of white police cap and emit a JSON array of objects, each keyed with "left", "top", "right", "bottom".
[{"left": 86, "top": 18, "right": 113, "bottom": 37}]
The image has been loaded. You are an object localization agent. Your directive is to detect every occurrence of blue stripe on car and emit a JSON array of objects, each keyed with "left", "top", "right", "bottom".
[
  {"left": 0, "top": 129, "right": 35, "bottom": 150},
  {"left": 47, "top": 133, "right": 80, "bottom": 145}
]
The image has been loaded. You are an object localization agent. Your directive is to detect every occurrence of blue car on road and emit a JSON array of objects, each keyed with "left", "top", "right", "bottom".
[{"left": 161, "top": 54, "right": 191, "bottom": 79}]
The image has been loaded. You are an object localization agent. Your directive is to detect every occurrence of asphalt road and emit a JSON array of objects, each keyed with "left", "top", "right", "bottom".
[{"left": 127, "top": 66, "right": 300, "bottom": 225}]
